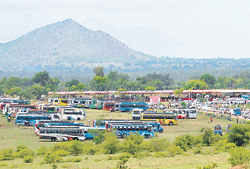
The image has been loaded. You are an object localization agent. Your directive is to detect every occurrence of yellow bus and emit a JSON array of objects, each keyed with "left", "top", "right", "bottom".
[{"left": 141, "top": 113, "right": 178, "bottom": 125}]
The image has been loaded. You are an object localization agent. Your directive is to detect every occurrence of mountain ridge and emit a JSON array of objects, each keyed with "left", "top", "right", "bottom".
[{"left": 0, "top": 19, "right": 150, "bottom": 71}]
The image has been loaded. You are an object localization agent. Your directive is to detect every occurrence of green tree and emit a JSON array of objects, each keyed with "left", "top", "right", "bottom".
[
  {"left": 145, "top": 86, "right": 156, "bottom": 91},
  {"left": 227, "top": 124, "right": 250, "bottom": 146},
  {"left": 69, "top": 141, "right": 83, "bottom": 156},
  {"left": 202, "top": 128, "right": 214, "bottom": 146},
  {"left": 94, "top": 67, "right": 104, "bottom": 77},
  {"left": 102, "top": 133, "right": 120, "bottom": 154},
  {"left": 200, "top": 74, "right": 216, "bottom": 88},
  {"left": 184, "top": 79, "right": 208, "bottom": 90},
  {"left": 65, "top": 79, "right": 79, "bottom": 88},
  {"left": 6, "top": 87, "right": 22, "bottom": 97},
  {"left": 29, "top": 85, "right": 47, "bottom": 99},
  {"left": 33, "top": 71, "right": 51, "bottom": 86},
  {"left": 123, "top": 134, "right": 144, "bottom": 155}
]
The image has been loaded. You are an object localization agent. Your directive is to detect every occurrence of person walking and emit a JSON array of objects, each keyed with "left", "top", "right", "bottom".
[
  {"left": 210, "top": 116, "right": 213, "bottom": 122},
  {"left": 88, "top": 118, "right": 91, "bottom": 126}
]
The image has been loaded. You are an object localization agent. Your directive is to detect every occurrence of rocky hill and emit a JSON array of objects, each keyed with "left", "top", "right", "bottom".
[{"left": 0, "top": 19, "right": 151, "bottom": 71}]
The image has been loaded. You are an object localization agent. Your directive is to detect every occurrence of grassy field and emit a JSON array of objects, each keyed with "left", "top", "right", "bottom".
[{"left": 0, "top": 109, "right": 242, "bottom": 168}]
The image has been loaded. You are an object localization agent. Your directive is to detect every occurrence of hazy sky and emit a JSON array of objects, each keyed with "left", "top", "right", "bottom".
[{"left": 1, "top": 0, "right": 249, "bottom": 58}]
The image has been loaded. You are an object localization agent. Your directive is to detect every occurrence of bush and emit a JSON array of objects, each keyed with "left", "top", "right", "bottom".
[
  {"left": 173, "top": 135, "right": 194, "bottom": 151},
  {"left": 54, "top": 149, "right": 70, "bottom": 157},
  {"left": 213, "top": 140, "right": 236, "bottom": 153},
  {"left": 67, "top": 157, "right": 82, "bottom": 163},
  {"left": 228, "top": 147, "right": 250, "bottom": 167},
  {"left": 196, "top": 163, "right": 218, "bottom": 169},
  {"left": 227, "top": 124, "right": 250, "bottom": 146},
  {"left": 15, "top": 149, "right": 35, "bottom": 158},
  {"left": 37, "top": 146, "right": 49, "bottom": 156},
  {"left": 23, "top": 155, "right": 34, "bottom": 163},
  {"left": 134, "top": 151, "right": 150, "bottom": 159},
  {"left": 167, "top": 146, "right": 183, "bottom": 157},
  {"left": 193, "top": 145, "right": 203, "bottom": 154},
  {"left": 123, "top": 134, "right": 144, "bottom": 155},
  {"left": 41, "top": 153, "right": 63, "bottom": 164},
  {"left": 68, "top": 141, "right": 83, "bottom": 156},
  {"left": 202, "top": 128, "right": 214, "bottom": 146},
  {"left": 102, "top": 133, "right": 121, "bottom": 154},
  {"left": 0, "top": 148, "right": 15, "bottom": 161},
  {"left": 149, "top": 138, "right": 171, "bottom": 152},
  {"left": 153, "top": 152, "right": 168, "bottom": 158},
  {"left": 0, "top": 163, "right": 8, "bottom": 167}
]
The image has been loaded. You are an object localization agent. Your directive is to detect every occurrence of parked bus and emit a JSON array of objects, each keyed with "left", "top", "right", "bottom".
[
  {"left": 94, "top": 119, "right": 163, "bottom": 133},
  {"left": 214, "top": 124, "right": 222, "bottom": 135},
  {"left": 132, "top": 108, "right": 144, "bottom": 120},
  {"left": 38, "top": 126, "right": 85, "bottom": 142},
  {"left": 119, "top": 102, "right": 149, "bottom": 112},
  {"left": 173, "top": 109, "right": 197, "bottom": 119},
  {"left": 61, "top": 108, "right": 86, "bottom": 120},
  {"left": 141, "top": 113, "right": 178, "bottom": 125},
  {"left": 106, "top": 124, "right": 154, "bottom": 138},
  {"left": 34, "top": 120, "right": 85, "bottom": 134},
  {"left": 15, "top": 113, "right": 60, "bottom": 126},
  {"left": 103, "top": 102, "right": 116, "bottom": 111}
]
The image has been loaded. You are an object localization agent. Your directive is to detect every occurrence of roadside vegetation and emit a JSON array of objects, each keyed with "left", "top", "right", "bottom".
[{"left": 1, "top": 67, "right": 250, "bottom": 100}]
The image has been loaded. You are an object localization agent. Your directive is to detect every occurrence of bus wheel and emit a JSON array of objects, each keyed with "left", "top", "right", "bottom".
[
  {"left": 159, "top": 130, "right": 163, "bottom": 133},
  {"left": 169, "top": 122, "right": 173, "bottom": 126},
  {"left": 77, "top": 118, "right": 80, "bottom": 121},
  {"left": 145, "top": 135, "right": 148, "bottom": 138},
  {"left": 67, "top": 117, "right": 71, "bottom": 120}
]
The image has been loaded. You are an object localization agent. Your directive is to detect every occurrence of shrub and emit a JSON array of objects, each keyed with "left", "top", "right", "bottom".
[
  {"left": 23, "top": 155, "right": 34, "bottom": 163},
  {"left": 123, "top": 134, "right": 144, "bottom": 155},
  {"left": 68, "top": 141, "right": 83, "bottom": 156},
  {"left": 54, "top": 149, "right": 70, "bottom": 157},
  {"left": 174, "top": 135, "right": 194, "bottom": 151},
  {"left": 0, "top": 163, "right": 8, "bottom": 167},
  {"left": 196, "top": 163, "right": 218, "bottom": 169},
  {"left": 193, "top": 145, "right": 202, "bottom": 154},
  {"left": 102, "top": 133, "right": 121, "bottom": 154},
  {"left": 134, "top": 151, "right": 150, "bottom": 159},
  {"left": 153, "top": 152, "right": 168, "bottom": 158},
  {"left": 0, "top": 148, "right": 15, "bottom": 161},
  {"left": 227, "top": 124, "right": 250, "bottom": 146},
  {"left": 149, "top": 138, "right": 171, "bottom": 152},
  {"left": 193, "top": 135, "right": 202, "bottom": 146},
  {"left": 228, "top": 147, "right": 250, "bottom": 167},
  {"left": 167, "top": 146, "right": 183, "bottom": 157},
  {"left": 37, "top": 146, "right": 49, "bottom": 156},
  {"left": 15, "top": 149, "right": 35, "bottom": 158},
  {"left": 67, "top": 157, "right": 82, "bottom": 163},
  {"left": 117, "top": 157, "right": 129, "bottom": 169},
  {"left": 213, "top": 140, "right": 236, "bottom": 153},
  {"left": 41, "top": 152, "right": 63, "bottom": 164},
  {"left": 202, "top": 128, "right": 214, "bottom": 146}
]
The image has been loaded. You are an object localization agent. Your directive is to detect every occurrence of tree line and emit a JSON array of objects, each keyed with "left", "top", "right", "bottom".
[{"left": 1, "top": 67, "right": 250, "bottom": 99}]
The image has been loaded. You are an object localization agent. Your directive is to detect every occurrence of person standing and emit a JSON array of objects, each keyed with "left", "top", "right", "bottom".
[{"left": 88, "top": 118, "right": 91, "bottom": 126}]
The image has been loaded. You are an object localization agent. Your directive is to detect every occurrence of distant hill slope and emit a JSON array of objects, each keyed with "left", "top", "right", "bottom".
[
  {"left": 0, "top": 19, "right": 249, "bottom": 82},
  {"left": 0, "top": 19, "right": 151, "bottom": 71}
]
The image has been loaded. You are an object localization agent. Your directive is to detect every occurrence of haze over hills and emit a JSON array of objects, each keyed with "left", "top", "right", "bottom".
[{"left": 0, "top": 19, "right": 249, "bottom": 82}]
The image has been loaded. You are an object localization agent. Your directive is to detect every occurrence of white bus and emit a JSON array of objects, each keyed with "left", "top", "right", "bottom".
[
  {"left": 132, "top": 108, "right": 144, "bottom": 120},
  {"left": 173, "top": 109, "right": 197, "bottom": 119},
  {"left": 61, "top": 108, "right": 86, "bottom": 120}
]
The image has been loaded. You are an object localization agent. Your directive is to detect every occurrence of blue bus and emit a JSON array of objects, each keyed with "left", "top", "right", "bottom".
[
  {"left": 233, "top": 108, "right": 241, "bottom": 116},
  {"left": 15, "top": 113, "right": 60, "bottom": 126},
  {"left": 118, "top": 102, "right": 149, "bottom": 112},
  {"left": 214, "top": 124, "right": 222, "bottom": 135},
  {"left": 107, "top": 124, "right": 154, "bottom": 138},
  {"left": 93, "top": 119, "right": 163, "bottom": 133}
]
